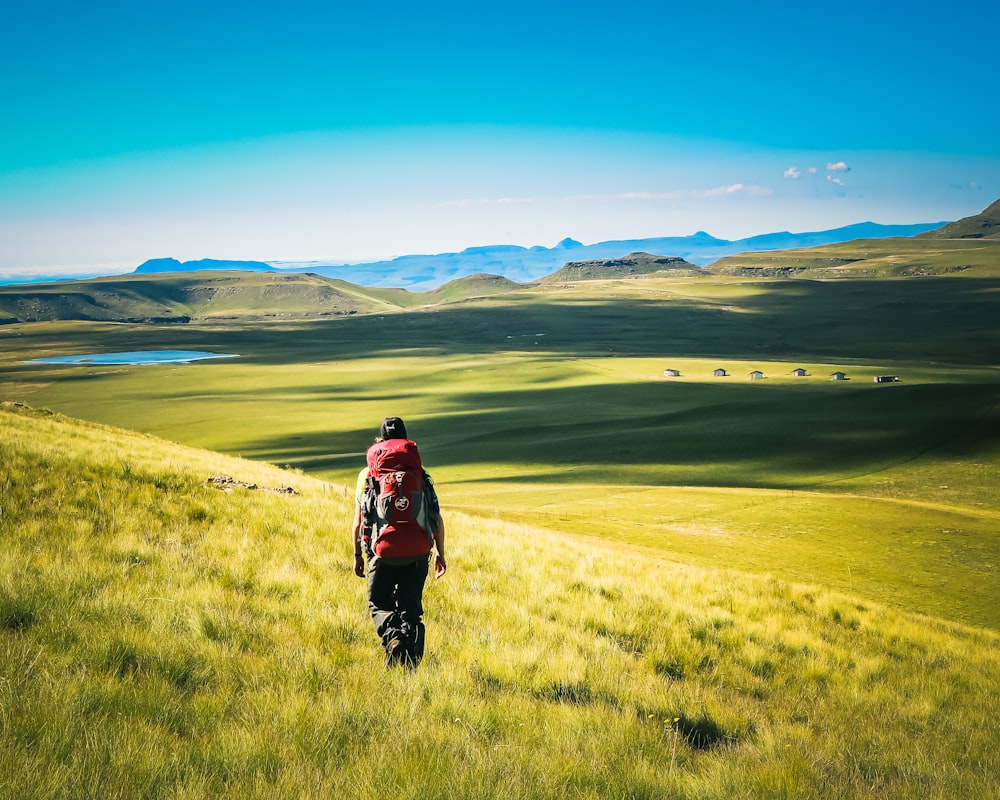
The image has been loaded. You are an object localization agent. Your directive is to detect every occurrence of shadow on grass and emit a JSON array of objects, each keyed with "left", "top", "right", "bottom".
[
  {"left": 237, "top": 380, "right": 1000, "bottom": 491},
  {"left": 6, "top": 277, "right": 998, "bottom": 368}
]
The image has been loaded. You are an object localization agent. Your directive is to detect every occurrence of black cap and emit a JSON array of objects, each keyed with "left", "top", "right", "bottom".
[{"left": 379, "top": 417, "right": 407, "bottom": 440}]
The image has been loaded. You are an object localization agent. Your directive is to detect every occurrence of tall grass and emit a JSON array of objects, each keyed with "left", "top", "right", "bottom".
[{"left": 3, "top": 403, "right": 999, "bottom": 799}]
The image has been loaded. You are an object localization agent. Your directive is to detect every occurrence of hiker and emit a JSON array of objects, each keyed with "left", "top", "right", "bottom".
[{"left": 351, "top": 416, "right": 446, "bottom": 667}]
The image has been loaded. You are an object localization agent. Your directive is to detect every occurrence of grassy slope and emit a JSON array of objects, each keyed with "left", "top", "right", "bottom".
[
  {"left": 3, "top": 403, "right": 999, "bottom": 800},
  {"left": 426, "top": 273, "right": 524, "bottom": 303},
  {"left": 0, "top": 271, "right": 404, "bottom": 322},
  {"left": 917, "top": 198, "right": 1000, "bottom": 239},
  {"left": 710, "top": 237, "right": 1000, "bottom": 278}
]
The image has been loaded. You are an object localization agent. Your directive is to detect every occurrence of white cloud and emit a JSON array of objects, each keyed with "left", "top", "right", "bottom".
[
  {"left": 438, "top": 184, "right": 774, "bottom": 211},
  {"left": 435, "top": 196, "right": 538, "bottom": 208},
  {"left": 699, "top": 183, "right": 771, "bottom": 198},
  {"left": 701, "top": 183, "right": 745, "bottom": 197},
  {"left": 784, "top": 166, "right": 801, "bottom": 179},
  {"left": 807, "top": 167, "right": 818, "bottom": 174},
  {"left": 562, "top": 191, "right": 685, "bottom": 202},
  {"left": 827, "top": 161, "right": 851, "bottom": 172},
  {"left": 827, "top": 176, "right": 846, "bottom": 186},
  {"left": 611, "top": 184, "right": 773, "bottom": 199},
  {"left": 612, "top": 191, "right": 684, "bottom": 201}
]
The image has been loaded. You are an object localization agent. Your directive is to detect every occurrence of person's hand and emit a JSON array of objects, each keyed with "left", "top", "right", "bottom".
[
  {"left": 353, "top": 553, "right": 365, "bottom": 577},
  {"left": 434, "top": 554, "right": 447, "bottom": 579}
]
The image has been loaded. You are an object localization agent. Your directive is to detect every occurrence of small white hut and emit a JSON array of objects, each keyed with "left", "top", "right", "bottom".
[{"left": 831, "top": 371, "right": 848, "bottom": 381}]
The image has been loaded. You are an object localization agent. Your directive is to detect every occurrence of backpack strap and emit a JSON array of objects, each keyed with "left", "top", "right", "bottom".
[{"left": 360, "top": 474, "right": 381, "bottom": 557}]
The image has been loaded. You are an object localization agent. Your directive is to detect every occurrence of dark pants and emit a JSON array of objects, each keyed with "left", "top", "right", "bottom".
[{"left": 367, "top": 555, "right": 429, "bottom": 661}]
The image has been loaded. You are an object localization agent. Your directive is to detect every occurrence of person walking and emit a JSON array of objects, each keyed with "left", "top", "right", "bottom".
[{"left": 351, "top": 417, "right": 446, "bottom": 667}]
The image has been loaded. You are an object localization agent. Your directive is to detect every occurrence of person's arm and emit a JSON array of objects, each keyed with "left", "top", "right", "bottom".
[
  {"left": 432, "top": 516, "right": 447, "bottom": 578},
  {"left": 351, "top": 504, "right": 365, "bottom": 577}
]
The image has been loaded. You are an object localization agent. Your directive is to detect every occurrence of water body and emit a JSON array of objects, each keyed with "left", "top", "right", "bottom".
[{"left": 27, "top": 350, "right": 239, "bottom": 365}]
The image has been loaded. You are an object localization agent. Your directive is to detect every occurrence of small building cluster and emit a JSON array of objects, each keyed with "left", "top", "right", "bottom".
[{"left": 660, "top": 367, "right": 903, "bottom": 383}]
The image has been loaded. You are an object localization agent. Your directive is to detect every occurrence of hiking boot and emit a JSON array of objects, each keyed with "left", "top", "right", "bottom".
[
  {"left": 384, "top": 635, "right": 407, "bottom": 667},
  {"left": 400, "top": 645, "right": 420, "bottom": 670}
]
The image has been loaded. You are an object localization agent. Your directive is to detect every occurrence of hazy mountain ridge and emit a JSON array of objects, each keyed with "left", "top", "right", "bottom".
[
  {"left": 0, "top": 221, "right": 951, "bottom": 289},
  {"left": 6, "top": 204, "right": 1000, "bottom": 322},
  {"left": 270, "top": 222, "right": 945, "bottom": 290}
]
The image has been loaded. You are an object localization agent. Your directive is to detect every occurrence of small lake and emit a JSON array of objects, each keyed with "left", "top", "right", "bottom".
[{"left": 27, "top": 350, "right": 240, "bottom": 366}]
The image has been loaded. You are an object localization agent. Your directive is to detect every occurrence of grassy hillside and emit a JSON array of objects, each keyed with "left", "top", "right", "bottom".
[
  {"left": 710, "top": 236, "right": 1000, "bottom": 278},
  {"left": 0, "top": 271, "right": 404, "bottom": 323},
  {"left": 426, "top": 273, "right": 524, "bottom": 303},
  {"left": 917, "top": 198, "right": 1000, "bottom": 239},
  {"left": 3, "top": 402, "right": 999, "bottom": 799}
]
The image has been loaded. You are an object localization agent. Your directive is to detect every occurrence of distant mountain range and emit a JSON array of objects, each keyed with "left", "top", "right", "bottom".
[
  {"left": 131, "top": 222, "right": 948, "bottom": 291},
  {"left": 0, "top": 219, "right": 952, "bottom": 289},
  {"left": 263, "top": 222, "right": 946, "bottom": 290},
  {"left": 3, "top": 204, "right": 998, "bottom": 324}
]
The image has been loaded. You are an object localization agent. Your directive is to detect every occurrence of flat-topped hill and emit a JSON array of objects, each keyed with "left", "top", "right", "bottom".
[{"left": 539, "top": 252, "right": 703, "bottom": 282}]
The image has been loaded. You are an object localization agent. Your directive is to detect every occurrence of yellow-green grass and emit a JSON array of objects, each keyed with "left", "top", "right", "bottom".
[
  {"left": 442, "top": 482, "right": 1000, "bottom": 628},
  {"left": 711, "top": 237, "right": 1000, "bottom": 278},
  {"left": 3, "top": 404, "right": 1000, "bottom": 799}
]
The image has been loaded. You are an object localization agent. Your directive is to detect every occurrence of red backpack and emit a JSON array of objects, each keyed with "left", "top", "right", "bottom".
[{"left": 363, "top": 438, "right": 436, "bottom": 558}]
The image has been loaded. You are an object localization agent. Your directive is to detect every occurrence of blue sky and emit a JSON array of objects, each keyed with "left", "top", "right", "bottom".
[{"left": 2, "top": 0, "right": 998, "bottom": 278}]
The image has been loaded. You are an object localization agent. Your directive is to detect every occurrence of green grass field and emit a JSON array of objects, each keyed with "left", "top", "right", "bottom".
[
  {"left": 2, "top": 403, "right": 999, "bottom": 799},
  {"left": 1, "top": 258, "right": 999, "bottom": 797}
]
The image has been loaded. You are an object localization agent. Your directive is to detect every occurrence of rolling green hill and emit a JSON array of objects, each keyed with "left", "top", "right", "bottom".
[
  {"left": 917, "top": 198, "right": 1000, "bottom": 239},
  {"left": 3, "top": 402, "right": 999, "bottom": 799},
  {"left": 710, "top": 236, "right": 1000, "bottom": 278},
  {"left": 0, "top": 271, "right": 404, "bottom": 323},
  {"left": 426, "top": 272, "right": 525, "bottom": 302}
]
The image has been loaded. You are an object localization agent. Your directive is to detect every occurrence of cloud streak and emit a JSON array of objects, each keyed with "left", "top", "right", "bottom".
[{"left": 438, "top": 184, "right": 773, "bottom": 208}]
